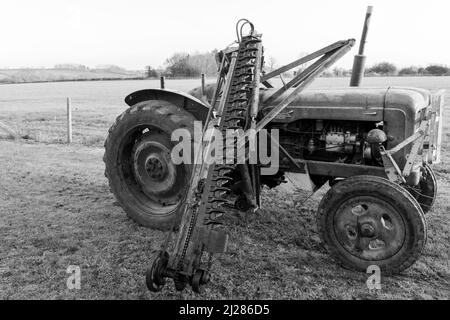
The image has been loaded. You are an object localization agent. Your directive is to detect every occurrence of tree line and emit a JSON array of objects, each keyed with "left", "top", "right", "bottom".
[
  {"left": 363, "top": 62, "right": 450, "bottom": 76},
  {"left": 146, "top": 51, "right": 450, "bottom": 78},
  {"left": 303, "top": 62, "right": 450, "bottom": 77},
  {"left": 146, "top": 51, "right": 218, "bottom": 78}
]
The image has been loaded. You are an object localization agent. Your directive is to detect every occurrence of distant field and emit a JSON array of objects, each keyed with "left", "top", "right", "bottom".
[
  {"left": 0, "top": 76, "right": 449, "bottom": 146},
  {"left": 0, "top": 78, "right": 216, "bottom": 145},
  {"left": 0, "top": 68, "right": 142, "bottom": 85},
  {"left": 0, "top": 76, "right": 449, "bottom": 299}
]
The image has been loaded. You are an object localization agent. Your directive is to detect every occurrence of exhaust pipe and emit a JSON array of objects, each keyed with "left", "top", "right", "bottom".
[{"left": 350, "top": 6, "right": 373, "bottom": 87}]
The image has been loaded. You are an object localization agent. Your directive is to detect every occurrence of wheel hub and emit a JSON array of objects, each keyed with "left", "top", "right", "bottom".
[
  {"left": 334, "top": 196, "right": 406, "bottom": 261},
  {"left": 145, "top": 155, "right": 168, "bottom": 181},
  {"left": 129, "top": 131, "right": 186, "bottom": 211},
  {"left": 133, "top": 140, "right": 176, "bottom": 196},
  {"left": 360, "top": 223, "right": 376, "bottom": 237}
]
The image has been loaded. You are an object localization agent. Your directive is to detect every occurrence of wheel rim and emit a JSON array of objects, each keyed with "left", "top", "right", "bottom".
[
  {"left": 333, "top": 196, "right": 406, "bottom": 261},
  {"left": 118, "top": 126, "right": 187, "bottom": 216}
]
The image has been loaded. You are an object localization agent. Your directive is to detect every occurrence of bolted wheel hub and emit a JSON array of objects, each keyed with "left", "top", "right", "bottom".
[
  {"left": 145, "top": 156, "right": 168, "bottom": 181},
  {"left": 360, "top": 223, "right": 376, "bottom": 237},
  {"left": 129, "top": 131, "right": 187, "bottom": 213},
  {"left": 133, "top": 139, "right": 176, "bottom": 196},
  {"left": 334, "top": 197, "right": 406, "bottom": 261}
]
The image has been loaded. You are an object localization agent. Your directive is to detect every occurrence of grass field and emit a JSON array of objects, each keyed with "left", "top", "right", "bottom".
[{"left": 0, "top": 77, "right": 449, "bottom": 299}]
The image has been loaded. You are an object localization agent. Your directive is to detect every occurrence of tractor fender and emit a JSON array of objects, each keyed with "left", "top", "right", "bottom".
[{"left": 125, "top": 88, "right": 210, "bottom": 123}]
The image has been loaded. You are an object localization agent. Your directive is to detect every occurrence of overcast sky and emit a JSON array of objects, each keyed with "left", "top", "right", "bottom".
[{"left": 1, "top": 0, "right": 449, "bottom": 70}]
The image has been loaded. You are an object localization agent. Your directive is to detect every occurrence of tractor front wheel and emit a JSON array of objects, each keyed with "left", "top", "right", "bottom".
[{"left": 317, "top": 175, "right": 427, "bottom": 274}]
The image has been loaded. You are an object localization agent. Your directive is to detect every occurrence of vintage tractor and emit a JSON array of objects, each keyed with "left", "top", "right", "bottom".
[{"left": 103, "top": 19, "right": 443, "bottom": 293}]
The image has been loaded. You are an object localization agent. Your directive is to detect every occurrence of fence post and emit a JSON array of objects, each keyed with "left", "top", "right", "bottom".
[
  {"left": 67, "top": 97, "right": 72, "bottom": 144},
  {"left": 160, "top": 76, "right": 165, "bottom": 89},
  {"left": 201, "top": 73, "right": 206, "bottom": 96}
]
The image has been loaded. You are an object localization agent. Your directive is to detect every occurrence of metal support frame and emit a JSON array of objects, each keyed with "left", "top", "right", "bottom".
[
  {"left": 380, "top": 146, "right": 406, "bottom": 184},
  {"left": 427, "top": 90, "right": 445, "bottom": 164},
  {"left": 261, "top": 40, "right": 350, "bottom": 83},
  {"left": 256, "top": 39, "right": 355, "bottom": 132},
  {"left": 264, "top": 51, "right": 336, "bottom": 104},
  {"left": 235, "top": 39, "right": 355, "bottom": 156}
]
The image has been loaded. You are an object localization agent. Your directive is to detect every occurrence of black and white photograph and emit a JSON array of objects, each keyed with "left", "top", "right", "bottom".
[{"left": 0, "top": 0, "right": 448, "bottom": 307}]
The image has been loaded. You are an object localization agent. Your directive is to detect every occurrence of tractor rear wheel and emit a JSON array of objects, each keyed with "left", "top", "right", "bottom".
[
  {"left": 104, "top": 100, "right": 195, "bottom": 230},
  {"left": 317, "top": 175, "right": 427, "bottom": 274}
]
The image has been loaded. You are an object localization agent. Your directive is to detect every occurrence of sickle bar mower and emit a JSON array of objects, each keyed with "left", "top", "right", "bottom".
[{"left": 144, "top": 20, "right": 355, "bottom": 293}]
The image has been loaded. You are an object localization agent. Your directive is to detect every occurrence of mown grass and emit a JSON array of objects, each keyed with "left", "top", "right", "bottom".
[{"left": 0, "top": 140, "right": 448, "bottom": 300}]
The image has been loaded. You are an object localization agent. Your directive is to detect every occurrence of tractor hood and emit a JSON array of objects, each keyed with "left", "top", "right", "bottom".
[
  {"left": 190, "top": 84, "right": 431, "bottom": 123},
  {"left": 261, "top": 86, "right": 431, "bottom": 123}
]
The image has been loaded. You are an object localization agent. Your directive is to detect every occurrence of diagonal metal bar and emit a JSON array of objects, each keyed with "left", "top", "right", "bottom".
[
  {"left": 202, "top": 54, "right": 227, "bottom": 122},
  {"left": 386, "top": 120, "right": 428, "bottom": 156},
  {"left": 261, "top": 40, "right": 349, "bottom": 82},
  {"left": 264, "top": 50, "right": 336, "bottom": 104},
  {"left": 232, "top": 39, "right": 355, "bottom": 156},
  {"left": 254, "top": 39, "right": 355, "bottom": 133},
  {"left": 216, "top": 52, "right": 238, "bottom": 116},
  {"left": 262, "top": 80, "right": 273, "bottom": 88}
]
